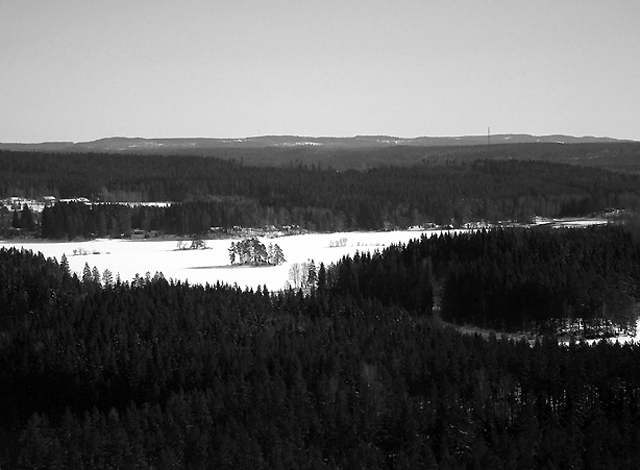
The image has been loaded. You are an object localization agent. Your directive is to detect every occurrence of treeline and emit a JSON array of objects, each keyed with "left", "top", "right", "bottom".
[
  {"left": 38, "top": 200, "right": 352, "bottom": 239},
  {"left": 3, "top": 235, "right": 640, "bottom": 468},
  {"left": 1, "top": 155, "right": 637, "bottom": 238}
]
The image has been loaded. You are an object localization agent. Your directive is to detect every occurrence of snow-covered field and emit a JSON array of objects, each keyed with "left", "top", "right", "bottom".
[{"left": 1, "top": 230, "right": 455, "bottom": 291}]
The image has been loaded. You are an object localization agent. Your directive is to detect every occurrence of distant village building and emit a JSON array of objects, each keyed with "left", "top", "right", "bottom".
[
  {"left": 42, "top": 196, "right": 57, "bottom": 207},
  {"left": 1, "top": 197, "right": 49, "bottom": 213}
]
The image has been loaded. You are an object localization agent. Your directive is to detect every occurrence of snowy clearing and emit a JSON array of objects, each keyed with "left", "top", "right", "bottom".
[{"left": 1, "top": 230, "right": 460, "bottom": 291}]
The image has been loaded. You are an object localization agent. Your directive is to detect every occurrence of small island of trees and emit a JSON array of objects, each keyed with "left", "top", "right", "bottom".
[{"left": 228, "top": 237, "right": 285, "bottom": 266}]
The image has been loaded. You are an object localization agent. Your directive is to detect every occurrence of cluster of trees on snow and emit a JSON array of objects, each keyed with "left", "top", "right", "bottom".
[
  {"left": 176, "top": 238, "right": 208, "bottom": 250},
  {"left": 2, "top": 226, "right": 640, "bottom": 468},
  {"left": 4, "top": 148, "right": 640, "bottom": 239},
  {"left": 228, "top": 238, "right": 285, "bottom": 266},
  {"left": 287, "top": 259, "right": 318, "bottom": 290}
]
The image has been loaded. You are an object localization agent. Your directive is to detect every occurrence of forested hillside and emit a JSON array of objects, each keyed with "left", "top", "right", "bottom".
[
  {"left": 3, "top": 149, "right": 640, "bottom": 239},
  {"left": 2, "top": 245, "right": 640, "bottom": 468},
  {"left": 329, "top": 226, "right": 640, "bottom": 336}
]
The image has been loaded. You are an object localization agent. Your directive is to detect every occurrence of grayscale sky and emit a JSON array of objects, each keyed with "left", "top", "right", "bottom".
[{"left": 1, "top": 0, "right": 639, "bottom": 143}]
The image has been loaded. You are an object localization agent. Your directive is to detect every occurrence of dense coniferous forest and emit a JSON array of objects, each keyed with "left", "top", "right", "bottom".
[
  {"left": 3, "top": 148, "right": 640, "bottom": 239},
  {"left": 2, "top": 226, "right": 640, "bottom": 468},
  {"left": 329, "top": 226, "right": 640, "bottom": 335}
]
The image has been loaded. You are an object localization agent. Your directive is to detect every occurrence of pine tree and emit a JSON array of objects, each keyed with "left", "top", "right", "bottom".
[
  {"left": 252, "top": 238, "right": 268, "bottom": 265},
  {"left": 11, "top": 209, "right": 20, "bottom": 229},
  {"left": 82, "top": 262, "right": 93, "bottom": 284},
  {"left": 229, "top": 241, "right": 237, "bottom": 265},
  {"left": 307, "top": 260, "right": 317, "bottom": 289},
  {"left": 60, "top": 253, "right": 70, "bottom": 275},
  {"left": 273, "top": 243, "right": 286, "bottom": 265},
  {"left": 102, "top": 268, "right": 113, "bottom": 287},
  {"left": 92, "top": 266, "right": 101, "bottom": 285},
  {"left": 20, "top": 204, "right": 35, "bottom": 231},
  {"left": 318, "top": 263, "right": 327, "bottom": 291}
]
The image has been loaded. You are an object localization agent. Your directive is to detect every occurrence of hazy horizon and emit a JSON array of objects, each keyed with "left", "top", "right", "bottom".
[
  {"left": 1, "top": 131, "right": 635, "bottom": 146},
  {"left": 2, "top": 0, "right": 639, "bottom": 143}
]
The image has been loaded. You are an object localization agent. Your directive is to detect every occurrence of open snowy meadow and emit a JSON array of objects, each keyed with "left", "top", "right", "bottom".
[{"left": 1, "top": 230, "right": 455, "bottom": 291}]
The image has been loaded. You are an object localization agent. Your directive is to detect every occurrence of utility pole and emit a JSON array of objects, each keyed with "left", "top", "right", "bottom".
[{"left": 488, "top": 127, "right": 491, "bottom": 145}]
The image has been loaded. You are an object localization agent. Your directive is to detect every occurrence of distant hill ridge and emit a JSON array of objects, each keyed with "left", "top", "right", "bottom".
[{"left": 0, "top": 134, "right": 633, "bottom": 152}]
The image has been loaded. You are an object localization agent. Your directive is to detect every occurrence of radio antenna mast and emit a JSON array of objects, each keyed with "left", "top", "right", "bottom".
[{"left": 488, "top": 127, "right": 491, "bottom": 145}]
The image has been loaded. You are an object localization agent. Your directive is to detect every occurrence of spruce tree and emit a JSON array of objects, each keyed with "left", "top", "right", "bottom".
[
  {"left": 82, "top": 262, "right": 93, "bottom": 284},
  {"left": 102, "top": 268, "right": 113, "bottom": 287},
  {"left": 60, "top": 254, "right": 70, "bottom": 275}
]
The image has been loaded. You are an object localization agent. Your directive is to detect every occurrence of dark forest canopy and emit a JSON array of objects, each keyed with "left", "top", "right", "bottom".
[
  {"left": 3, "top": 149, "right": 640, "bottom": 238},
  {"left": 327, "top": 226, "right": 640, "bottom": 336},
  {"left": 2, "top": 229, "right": 640, "bottom": 468},
  {"left": 3, "top": 145, "right": 640, "bottom": 201}
]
